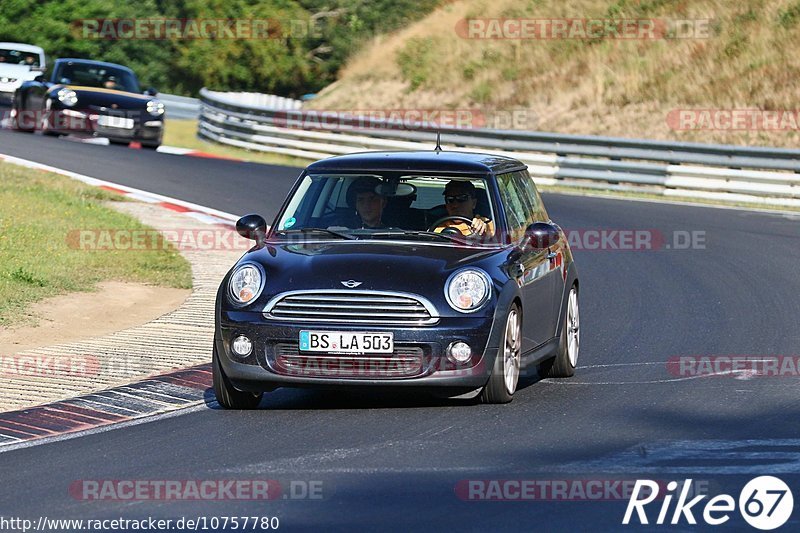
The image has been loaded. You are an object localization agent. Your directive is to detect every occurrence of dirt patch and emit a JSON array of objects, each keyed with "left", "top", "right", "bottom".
[{"left": 0, "top": 281, "right": 189, "bottom": 354}]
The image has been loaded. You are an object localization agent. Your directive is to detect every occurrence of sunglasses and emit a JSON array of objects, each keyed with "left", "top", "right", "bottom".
[{"left": 445, "top": 194, "right": 472, "bottom": 204}]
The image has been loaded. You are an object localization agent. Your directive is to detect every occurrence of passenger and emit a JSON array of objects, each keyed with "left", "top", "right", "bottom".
[
  {"left": 434, "top": 180, "right": 494, "bottom": 237},
  {"left": 347, "top": 177, "right": 387, "bottom": 229}
]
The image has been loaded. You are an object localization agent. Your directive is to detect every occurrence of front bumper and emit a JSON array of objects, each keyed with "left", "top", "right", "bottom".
[
  {"left": 47, "top": 110, "right": 163, "bottom": 144},
  {"left": 217, "top": 311, "right": 502, "bottom": 394}
]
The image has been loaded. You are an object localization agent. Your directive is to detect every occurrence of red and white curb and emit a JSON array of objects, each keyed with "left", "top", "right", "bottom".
[
  {"left": 155, "top": 144, "right": 244, "bottom": 161},
  {"left": 0, "top": 152, "right": 240, "bottom": 228},
  {"left": 0, "top": 364, "right": 213, "bottom": 451}
]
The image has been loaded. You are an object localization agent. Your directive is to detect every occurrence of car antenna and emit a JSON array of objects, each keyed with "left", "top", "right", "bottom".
[{"left": 434, "top": 131, "right": 442, "bottom": 152}]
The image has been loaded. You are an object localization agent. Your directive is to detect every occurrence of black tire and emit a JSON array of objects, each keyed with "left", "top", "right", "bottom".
[
  {"left": 539, "top": 285, "right": 579, "bottom": 378},
  {"left": 10, "top": 107, "right": 32, "bottom": 132},
  {"left": 141, "top": 143, "right": 160, "bottom": 150},
  {"left": 480, "top": 303, "right": 522, "bottom": 404},
  {"left": 212, "top": 344, "right": 263, "bottom": 409}
]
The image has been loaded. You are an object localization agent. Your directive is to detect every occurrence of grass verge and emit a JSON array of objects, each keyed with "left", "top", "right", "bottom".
[
  {"left": 0, "top": 161, "right": 192, "bottom": 327},
  {"left": 163, "top": 119, "right": 308, "bottom": 167}
]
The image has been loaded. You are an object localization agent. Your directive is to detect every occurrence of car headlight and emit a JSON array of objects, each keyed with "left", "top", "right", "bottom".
[
  {"left": 0, "top": 77, "right": 18, "bottom": 83},
  {"left": 146, "top": 100, "right": 165, "bottom": 116},
  {"left": 57, "top": 88, "right": 78, "bottom": 107},
  {"left": 445, "top": 268, "right": 492, "bottom": 312},
  {"left": 228, "top": 263, "right": 265, "bottom": 306}
]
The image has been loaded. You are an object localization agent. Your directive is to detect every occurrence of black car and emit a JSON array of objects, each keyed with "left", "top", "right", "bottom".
[
  {"left": 11, "top": 58, "right": 164, "bottom": 148},
  {"left": 214, "top": 150, "right": 580, "bottom": 407}
]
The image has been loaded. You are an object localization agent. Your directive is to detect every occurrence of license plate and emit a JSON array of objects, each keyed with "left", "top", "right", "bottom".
[
  {"left": 97, "top": 115, "right": 134, "bottom": 129},
  {"left": 299, "top": 331, "right": 393, "bottom": 354}
]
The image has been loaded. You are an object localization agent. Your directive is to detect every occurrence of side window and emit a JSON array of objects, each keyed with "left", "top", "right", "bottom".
[
  {"left": 497, "top": 172, "right": 528, "bottom": 241},
  {"left": 513, "top": 170, "right": 549, "bottom": 222}
]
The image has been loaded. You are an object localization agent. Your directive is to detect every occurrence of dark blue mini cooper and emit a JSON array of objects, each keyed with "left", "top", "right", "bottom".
[{"left": 213, "top": 151, "right": 580, "bottom": 407}]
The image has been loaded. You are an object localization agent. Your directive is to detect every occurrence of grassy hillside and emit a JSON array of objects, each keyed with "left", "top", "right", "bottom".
[{"left": 309, "top": 0, "right": 800, "bottom": 147}]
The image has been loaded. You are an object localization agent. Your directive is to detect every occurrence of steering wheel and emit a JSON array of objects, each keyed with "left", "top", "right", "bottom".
[{"left": 428, "top": 215, "right": 475, "bottom": 236}]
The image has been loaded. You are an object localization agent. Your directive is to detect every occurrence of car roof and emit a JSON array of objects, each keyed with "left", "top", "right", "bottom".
[
  {"left": 305, "top": 151, "right": 527, "bottom": 175},
  {"left": 55, "top": 58, "right": 135, "bottom": 74},
  {"left": 0, "top": 43, "right": 45, "bottom": 55}
]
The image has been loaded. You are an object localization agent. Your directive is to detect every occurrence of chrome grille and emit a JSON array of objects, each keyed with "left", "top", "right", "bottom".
[
  {"left": 273, "top": 343, "right": 425, "bottom": 378},
  {"left": 263, "top": 290, "right": 438, "bottom": 325}
]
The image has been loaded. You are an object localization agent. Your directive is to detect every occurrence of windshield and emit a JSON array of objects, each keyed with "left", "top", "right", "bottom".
[
  {"left": 0, "top": 49, "right": 41, "bottom": 67},
  {"left": 274, "top": 172, "right": 498, "bottom": 244},
  {"left": 55, "top": 62, "right": 141, "bottom": 93}
]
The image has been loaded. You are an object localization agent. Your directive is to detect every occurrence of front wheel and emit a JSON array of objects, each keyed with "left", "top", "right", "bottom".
[
  {"left": 11, "top": 105, "right": 34, "bottom": 132},
  {"left": 212, "top": 344, "right": 263, "bottom": 409},
  {"left": 480, "top": 304, "right": 522, "bottom": 404},
  {"left": 539, "top": 285, "right": 580, "bottom": 378}
]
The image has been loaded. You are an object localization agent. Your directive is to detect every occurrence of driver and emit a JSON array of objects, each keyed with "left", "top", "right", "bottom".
[
  {"left": 434, "top": 180, "right": 494, "bottom": 237},
  {"left": 347, "top": 177, "right": 387, "bottom": 229},
  {"left": 103, "top": 75, "right": 118, "bottom": 90}
]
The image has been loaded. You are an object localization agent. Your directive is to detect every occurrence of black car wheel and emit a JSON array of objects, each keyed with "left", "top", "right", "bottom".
[
  {"left": 481, "top": 303, "right": 521, "bottom": 404},
  {"left": 212, "top": 343, "right": 263, "bottom": 409},
  {"left": 539, "top": 285, "right": 580, "bottom": 378},
  {"left": 10, "top": 105, "right": 33, "bottom": 132}
]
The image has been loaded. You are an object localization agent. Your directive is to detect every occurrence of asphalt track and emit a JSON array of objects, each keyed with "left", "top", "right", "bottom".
[{"left": 1, "top": 129, "right": 800, "bottom": 531}]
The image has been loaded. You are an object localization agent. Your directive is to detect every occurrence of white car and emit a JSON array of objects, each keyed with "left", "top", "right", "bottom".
[{"left": 0, "top": 43, "right": 46, "bottom": 103}]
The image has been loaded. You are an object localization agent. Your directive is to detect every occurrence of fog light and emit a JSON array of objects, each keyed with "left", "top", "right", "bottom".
[
  {"left": 447, "top": 341, "right": 472, "bottom": 364},
  {"left": 231, "top": 335, "right": 252, "bottom": 357}
]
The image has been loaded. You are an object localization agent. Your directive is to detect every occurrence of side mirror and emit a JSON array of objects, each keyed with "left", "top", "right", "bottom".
[
  {"left": 144, "top": 87, "right": 158, "bottom": 96},
  {"left": 236, "top": 214, "right": 267, "bottom": 242},
  {"left": 523, "top": 222, "right": 561, "bottom": 250},
  {"left": 33, "top": 75, "right": 46, "bottom": 83}
]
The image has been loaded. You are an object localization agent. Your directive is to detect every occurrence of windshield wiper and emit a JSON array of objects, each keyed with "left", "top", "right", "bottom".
[
  {"left": 277, "top": 227, "right": 357, "bottom": 240},
  {"left": 366, "top": 230, "right": 465, "bottom": 243}
]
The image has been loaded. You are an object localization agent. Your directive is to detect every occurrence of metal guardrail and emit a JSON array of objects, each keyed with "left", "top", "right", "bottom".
[
  {"left": 197, "top": 88, "right": 800, "bottom": 208},
  {"left": 159, "top": 93, "right": 201, "bottom": 120}
]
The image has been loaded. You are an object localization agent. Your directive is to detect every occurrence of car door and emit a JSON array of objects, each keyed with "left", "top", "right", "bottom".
[
  {"left": 497, "top": 171, "right": 556, "bottom": 351},
  {"left": 515, "top": 170, "right": 566, "bottom": 339}
]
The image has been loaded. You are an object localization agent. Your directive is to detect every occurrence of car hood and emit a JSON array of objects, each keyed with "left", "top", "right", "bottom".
[
  {"left": 0, "top": 64, "right": 38, "bottom": 81},
  {"left": 244, "top": 240, "right": 509, "bottom": 295},
  {"left": 55, "top": 86, "right": 152, "bottom": 109}
]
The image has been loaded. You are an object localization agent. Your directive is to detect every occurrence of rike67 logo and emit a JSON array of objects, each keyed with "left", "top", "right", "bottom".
[{"left": 623, "top": 476, "right": 794, "bottom": 530}]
